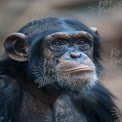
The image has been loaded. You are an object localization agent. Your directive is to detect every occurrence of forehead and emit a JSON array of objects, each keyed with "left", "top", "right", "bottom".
[{"left": 45, "top": 31, "right": 93, "bottom": 41}]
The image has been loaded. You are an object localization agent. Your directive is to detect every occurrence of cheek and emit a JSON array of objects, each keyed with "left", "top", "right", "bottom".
[
  {"left": 87, "top": 47, "right": 94, "bottom": 60},
  {"left": 84, "top": 57, "right": 96, "bottom": 70},
  {"left": 42, "top": 48, "right": 60, "bottom": 72},
  {"left": 43, "top": 48, "right": 54, "bottom": 58}
]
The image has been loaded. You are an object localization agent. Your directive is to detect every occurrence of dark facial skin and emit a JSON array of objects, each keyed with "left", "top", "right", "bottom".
[
  {"left": 33, "top": 31, "right": 97, "bottom": 91},
  {"left": 44, "top": 31, "right": 93, "bottom": 57}
]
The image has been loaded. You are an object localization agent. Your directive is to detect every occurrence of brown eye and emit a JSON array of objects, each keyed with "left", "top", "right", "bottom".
[
  {"left": 50, "top": 39, "right": 66, "bottom": 52},
  {"left": 77, "top": 39, "right": 86, "bottom": 45},
  {"left": 51, "top": 40, "right": 64, "bottom": 47},
  {"left": 76, "top": 38, "right": 90, "bottom": 51}
]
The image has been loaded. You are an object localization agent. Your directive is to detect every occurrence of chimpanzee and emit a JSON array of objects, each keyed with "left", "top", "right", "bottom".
[{"left": 0, "top": 18, "right": 119, "bottom": 122}]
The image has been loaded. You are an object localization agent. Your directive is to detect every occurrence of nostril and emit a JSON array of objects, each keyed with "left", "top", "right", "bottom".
[{"left": 70, "top": 52, "right": 81, "bottom": 58}]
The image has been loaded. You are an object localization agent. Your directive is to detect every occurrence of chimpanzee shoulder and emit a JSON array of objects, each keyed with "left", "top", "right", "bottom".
[
  {"left": 0, "top": 75, "right": 22, "bottom": 122},
  {"left": 71, "top": 82, "right": 118, "bottom": 122}
]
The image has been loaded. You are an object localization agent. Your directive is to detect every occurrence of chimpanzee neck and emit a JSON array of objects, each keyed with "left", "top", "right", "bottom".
[{"left": 22, "top": 79, "right": 66, "bottom": 104}]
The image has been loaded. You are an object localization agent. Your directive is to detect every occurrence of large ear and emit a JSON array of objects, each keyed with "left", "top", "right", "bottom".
[
  {"left": 90, "top": 27, "right": 99, "bottom": 35},
  {"left": 4, "top": 33, "right": 28, "bottom": 62}
]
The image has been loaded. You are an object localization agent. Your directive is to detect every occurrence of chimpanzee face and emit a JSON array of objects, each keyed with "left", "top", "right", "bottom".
[
  {"left": 30, "top": 30, "right": 97, "bottom": 91},
  {"left": 3, "top": 18, "right": 99, "bottom": 91}
]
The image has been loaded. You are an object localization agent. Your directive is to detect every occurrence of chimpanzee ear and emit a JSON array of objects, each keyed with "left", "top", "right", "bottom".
[
  {"left": 4, "top": 33, "right": 28, "bottom": 62},
  {"left": 90, "top": 27, "right": 99, "bottom": 35}
]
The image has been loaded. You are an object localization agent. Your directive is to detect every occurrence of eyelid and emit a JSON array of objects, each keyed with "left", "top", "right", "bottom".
[
  {"left": 77, "top": 38, "right": 89, "bottom": 42},
  {"left": 51, "top": 39, "right": 66, "bottom": 45},
  {"left": 76, "top": 38, "right": 91, "bottom": 46}
]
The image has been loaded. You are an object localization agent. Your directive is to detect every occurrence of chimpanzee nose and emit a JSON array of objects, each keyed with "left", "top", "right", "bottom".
[{"left": 70, "top": 52, "right": 81, "bottom": 59}]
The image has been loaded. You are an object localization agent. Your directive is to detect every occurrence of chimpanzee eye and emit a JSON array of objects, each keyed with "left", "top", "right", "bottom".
[
  {"left": 76, "top": 38, "right": 90, "bottom": 50},
  {"left": 50, "top": 39, "right": 66, "bottom": 52},
  {"left": 76, "top": 39, "right": 87, "bottom": 45},
  {"left": 51, "top": 39, "right": 64, "bottom": 47}
]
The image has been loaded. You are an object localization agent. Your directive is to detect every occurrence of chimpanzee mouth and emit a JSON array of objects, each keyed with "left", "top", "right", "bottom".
[
  {"left": 57, "top": 66, "right": 94, "bottom": 74},
  {"left": 56, "top": 59, "right": 95, "bottom": 74},
  {"left": 62, "top": 66, "right": 94, "bottom": 73}
]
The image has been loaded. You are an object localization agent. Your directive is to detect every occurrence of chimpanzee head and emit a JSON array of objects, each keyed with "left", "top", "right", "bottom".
[{"left": 3, "top": 18, "right": 102, "bottom": 91}]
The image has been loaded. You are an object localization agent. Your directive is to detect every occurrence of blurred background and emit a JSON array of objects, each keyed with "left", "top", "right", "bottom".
[{"left": 0, "top": 0, "right": 122, "bottom": 116}]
